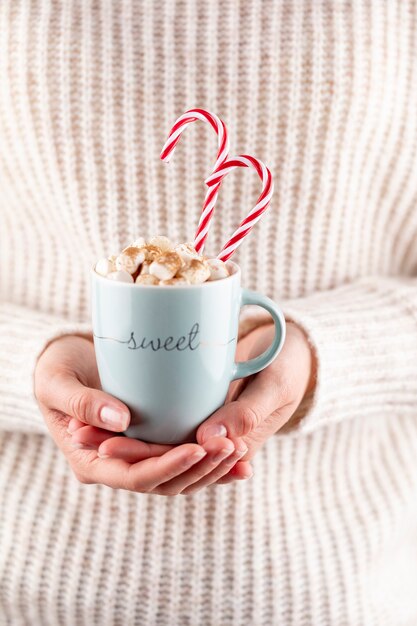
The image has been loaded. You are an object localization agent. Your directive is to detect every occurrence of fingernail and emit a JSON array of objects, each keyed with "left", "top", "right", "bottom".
[
  {"left": 203, "top": 424, "right": 227, "bottom": 440},
  {"left": 213, "top": 447, "right": 233, "bottom": 463},
  {"left": 97, "top": 452, "right": 110, "bottom": 459},
  {"left": 236, "top": 446, "right": 248, "bottom": 457},
  {"left": 100, "top": 406, "right": 128, "bottom": 430},
  {"left": 183, "top": 450, "right": 207, "bottom": 468},
  {"left": 242, "top": 468, "right": 254, "bottom": 480},
  {"left": 70, "top": 443, "right": 96, "bottom": 450}
]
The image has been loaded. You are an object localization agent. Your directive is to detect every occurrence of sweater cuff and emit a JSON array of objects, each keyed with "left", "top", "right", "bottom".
[
  {"left": 239, "top": 276, "right": 417, "bottom": 435},
  {"left": 281, "top": 276, "right": 417, "bottom": 434},
  {"left": 0, "top": 303, "right": 92, "bottom": 434}
]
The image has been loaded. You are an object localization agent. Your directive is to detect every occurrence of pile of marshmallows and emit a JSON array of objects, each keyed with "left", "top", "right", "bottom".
[{"left": 95, "top": 236, "right": 230, "bottom": 286}]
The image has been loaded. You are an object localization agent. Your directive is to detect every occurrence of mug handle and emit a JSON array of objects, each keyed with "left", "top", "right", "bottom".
[{"left": 231, "top": 288, "right": 286, "bottom": 381}]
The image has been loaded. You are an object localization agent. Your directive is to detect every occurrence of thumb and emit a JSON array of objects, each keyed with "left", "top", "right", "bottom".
[
  {"left": 196, "top": 369, "right": 288, "bottom": 444},
  {"left": 44, "top": 372, "right": 131, "bottom": 432},
  {"left": 196, "top": 400, "right": 262, "bottom": 444}
]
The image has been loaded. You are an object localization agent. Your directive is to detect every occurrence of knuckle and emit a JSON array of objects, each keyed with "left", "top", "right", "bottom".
[
  {"left": 68, "top": 389, "right": 90, "bottom": 422},
  {"left": 238, "top": 405, "right": 260, "bottom": 432}
]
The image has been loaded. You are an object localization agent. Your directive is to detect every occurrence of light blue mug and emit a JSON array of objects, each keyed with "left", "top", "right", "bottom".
[{"left": 91, "top": 261, "right": 286, "bottom": 444}]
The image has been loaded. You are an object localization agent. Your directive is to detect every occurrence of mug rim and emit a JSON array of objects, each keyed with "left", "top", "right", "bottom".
[{"left": 91, "top": 259, "right": 241, "bottom": 289}]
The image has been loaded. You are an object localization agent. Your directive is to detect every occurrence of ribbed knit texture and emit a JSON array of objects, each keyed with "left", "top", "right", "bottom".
[{"left": 1, "top": 1, "right": 417, "bottom": 625}]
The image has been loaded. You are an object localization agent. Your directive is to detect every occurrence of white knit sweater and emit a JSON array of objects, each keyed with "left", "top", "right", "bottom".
[{"left": 1, "top": 1, "right": 417, "bottom": 625}]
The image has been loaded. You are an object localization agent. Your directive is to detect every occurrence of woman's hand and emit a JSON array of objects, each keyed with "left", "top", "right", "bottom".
[
  {"left": 93, "top": 320, "right": 316, "bottom": 492},
  {"left": 190, "top": 321, "right": 316, "bottom": 485},
  {"left": 34, "top": 335, "right": 250, "bottom": 495}
]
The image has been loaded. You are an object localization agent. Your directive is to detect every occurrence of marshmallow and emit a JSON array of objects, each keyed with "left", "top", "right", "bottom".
[
  {"left": 107, "top": 270, "right": 134, "bottom": 283},
  {"left": 159, "top": 277, "right": 190, "bottom": 286},
  {"left": 95, "top": 256, "right": 116, "bottom": 277},
  {"left": 96, "top": 237, "right": 229, "bottom": 287},
  {"left": 135, "top": 274, "right": 159, "bottom": 285},
  {"left": 131, "top": 237, "right": 147, "bottom": 249},
  {"left": 139, "top": 262, "right": 151, "bottom": 275},
  {"left": 177, "top": 259, "right": 211, "bottom": 284},
  {"left": 149, "top": 235, "right": 173, "bottom": 251},
  {"left": 150, "top": 251, "right": 182, "bottom": 281},
  {"left": 143, "top": 244, "right": 163, "bottom": 262},
  {"left": 174, "top": 242, "right": 200, "bottom": 265},
  {"left": 116, "top": 246, "right": 146, "bottom": 274},
  {"left": 207, "top": 258, "right": 229, "bottom": 281}
]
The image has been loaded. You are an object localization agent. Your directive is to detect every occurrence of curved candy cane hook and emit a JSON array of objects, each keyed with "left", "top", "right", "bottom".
[
  {"left": 205, "top": 155, "right": 274, "bottom": 262},
  {"left": 160, "top": 108, "right": 230, "bottom": 253}
]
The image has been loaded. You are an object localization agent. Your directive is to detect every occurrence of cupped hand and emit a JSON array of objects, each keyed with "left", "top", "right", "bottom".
[
  {"left": 90, "top": 320, "right": 316, "bottom": 493},
  {"left": 193, "top": 321, "right": 317, "bottom": 476},
  {"left": 34, "top": 335, "right": 251, "bottom": 495}
]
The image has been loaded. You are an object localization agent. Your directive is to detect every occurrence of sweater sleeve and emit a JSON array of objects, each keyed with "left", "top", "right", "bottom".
[
  {"left": 0, "top": 302, "right": 92, "bottom": 434},
  {"left": 238, "top": 275, "right": 417, "bottom": 435}
]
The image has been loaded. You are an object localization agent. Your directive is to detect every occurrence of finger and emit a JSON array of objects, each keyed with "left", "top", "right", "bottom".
[
  {"left": 69, "top": 442, "right": 207, "bottom": 491},
  {"left": 97, "top": 436, "right": 173, "bottom": 462},
  {"left": 67, "top": 417, "right": 84, "bottom": 434},
  {"left": 42, "top": 372, "right": 131, "bottom": 432},
  {"left": 70, "top": 425, "right": 120, "bottom": 449},
  {"left": 196, "top": 367, "right": 287, "bottom": 443},
  {"left": 155, "top": 436, "right": 235, "bottom": 495},
  {"left": 180, "top": 438, "right": 248, "bottom": 494},
  {"left": 124, "top": 444, "right": 209, "bottom": 492},
  {"left": 215, "top": 461, "right": 253, "bottom": 484}
]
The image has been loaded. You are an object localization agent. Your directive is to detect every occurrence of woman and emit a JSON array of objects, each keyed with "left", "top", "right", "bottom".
[{"left": 1, "top": 1, "right": 417, "bottom": 624}]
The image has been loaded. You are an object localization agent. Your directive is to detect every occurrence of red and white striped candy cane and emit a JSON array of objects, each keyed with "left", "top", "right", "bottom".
[
  {"left": 160, "top": 108, "right": 229, "bottom": 254},
  {"left": 205, "top": 155, "right": 274, "bottom": 263}
]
